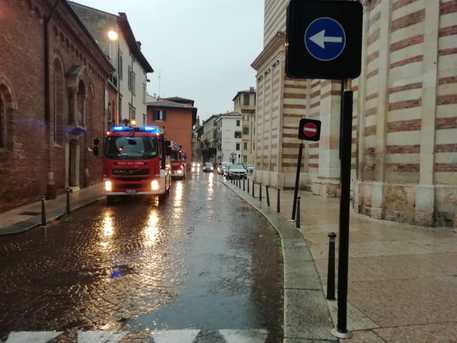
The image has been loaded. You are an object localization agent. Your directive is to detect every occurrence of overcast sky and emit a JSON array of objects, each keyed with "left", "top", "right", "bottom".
[{"left": 75, "top": 0, "right": 264, "bottom": 121}]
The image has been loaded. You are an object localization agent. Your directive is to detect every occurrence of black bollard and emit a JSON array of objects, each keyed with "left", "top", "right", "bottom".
[
  {"left": 252, "top": 181, "right": 255, "bottom": 198},
  {"left": 295, "top": 196, "right": 301, "bottom": 229},
  {"left": 327, "top": 232, "right": 337, "bottom": 301},
  {"left": 277, "top": 187, "right": 281, "bottom": 213},
  {"left": 66, "top": 188, "right": 71, "bottom": 215},
  {"left": 266, "top": 185, "right": 270, "bottom": 207},
  {"left": 243, "top": 178, "right": 246, "bottom": 192},
  {"left": 259, "top": 183, "right": 263, "bottom": 202},
  {"left": 247, "top": 179, "right": 250, "bottom": 193},
  {"left": 41, "top": 196, "right": 47, "bottom": 226}
]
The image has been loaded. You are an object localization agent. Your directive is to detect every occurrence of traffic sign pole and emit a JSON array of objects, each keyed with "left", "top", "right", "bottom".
[
  {"left": 332, "top": 84, "right": 353, "bottom": 340},
  {"left": 291, "top": 142, "right": 304, "bottom": 221}
]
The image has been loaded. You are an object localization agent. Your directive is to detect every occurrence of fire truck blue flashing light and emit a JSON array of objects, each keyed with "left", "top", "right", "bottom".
[
  {"left": 144, "top": 126, "right": 161, "bottom": 134},
  {"left": 112, "top": 126, "right": 126, "bottom": 131}
]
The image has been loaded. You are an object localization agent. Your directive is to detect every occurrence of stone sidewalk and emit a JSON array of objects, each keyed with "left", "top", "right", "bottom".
[
  {"left": 0, "top": 184, "right": 104, "bottom": 235},
  {"left": 237, "top": 178, "right": 457, "bottom": 343}
]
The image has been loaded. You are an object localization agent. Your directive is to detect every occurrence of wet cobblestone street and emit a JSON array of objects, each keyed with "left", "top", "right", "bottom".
[{"left": 0, "top": 173, "right": 283, "bottom": 342}]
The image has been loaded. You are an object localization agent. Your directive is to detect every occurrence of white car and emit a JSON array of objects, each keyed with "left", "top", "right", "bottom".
[
  {"left": 227, "top": 164, "right": 247, "bottom": 179},
  {"left": 202, "top": 162, "right": 214, "bottom": 173}
]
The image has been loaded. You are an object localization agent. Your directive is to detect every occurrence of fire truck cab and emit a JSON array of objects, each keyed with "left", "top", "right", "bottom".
[
  {"left": 102, "top": 125, "right": 171, "bottom": 204},
  {"left": 169, "top": 142, "right": 187, "bottom": 180}
]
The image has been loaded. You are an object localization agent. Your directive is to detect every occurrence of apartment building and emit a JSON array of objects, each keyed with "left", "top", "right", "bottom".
[
  {"left": 252, "top": 0, "right": 457, "bottom": 227},
  {"left": 70, "top": 2, "right": 153, "bottom": 126},
  {"left": 233, "top": 88, "right": 256, "bottom": 165},
  {"left": 215, "top": 113, "right": 243, "bottom": 164}
]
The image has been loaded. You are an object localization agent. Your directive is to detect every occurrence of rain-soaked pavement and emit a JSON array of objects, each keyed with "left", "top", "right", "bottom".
[{"left": 0, "top": 172, "right": 283, "bottom": 342}]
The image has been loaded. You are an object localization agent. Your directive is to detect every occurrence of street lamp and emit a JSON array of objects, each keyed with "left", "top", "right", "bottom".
[{"left": 107, "top": 30, "right": 119, "bottom": 41}]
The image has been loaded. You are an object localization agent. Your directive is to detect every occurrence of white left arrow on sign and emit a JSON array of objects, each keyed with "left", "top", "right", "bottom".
[{"left": 309, "top": 30, "right": 343, "bottom": 49}]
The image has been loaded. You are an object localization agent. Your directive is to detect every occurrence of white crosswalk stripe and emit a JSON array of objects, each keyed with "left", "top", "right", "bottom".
[
  {"left": 5, "top": 331, "right": 62, "bottom": 343},
  {"left": 3, "top": 329, "right": 269, "bottom": 342},
  {"left": 152, "top": 329, "right": 200, "bottom": 343},
  {"left": 220, "top": 329, "right": 268, "bottom": 343},
  {"left": 78, "top": 331, "right": 128, "bottom": 343}
]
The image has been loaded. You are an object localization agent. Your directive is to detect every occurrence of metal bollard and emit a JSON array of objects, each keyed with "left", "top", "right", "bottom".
[
  {"left": 243, "top": 178, "right": 246, "bottom": 192},
  {"left": 259, "top": 183, "right": 263, "bottom": 202},
  {"left": 266, "top": 185, "right": 270, "bottom": 207},
  {"left": 252, "top": 181, "right": 255, "bottom": 198},
  {"left": 295, "top": 196, "right": 301, "bottom": 229},
  {"left": 327, "top": 232, "right": 337, "bottom": 301},
  {"left": 66, "top": 188, "right": 71, "bottom": 215},
  {"left": 41, "top": 196, "right": 47, "bottom": 226},
  {"left": 247, "top": 179, "right": 250, "bottom": 193},
  {"left": 277, "top": 188, "right": 281, "bottom": 213}
]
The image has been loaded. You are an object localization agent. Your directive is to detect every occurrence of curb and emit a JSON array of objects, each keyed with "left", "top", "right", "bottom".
[
  {"left": 221, "top": 180, "right": 337, "bottom": 342},
  {"left": 0, "top": 196, "right": 103, "bottom": 236}
]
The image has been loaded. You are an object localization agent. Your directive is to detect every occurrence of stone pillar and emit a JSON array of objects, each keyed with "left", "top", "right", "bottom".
[
  {"left": 416, "top": 1, "right": 440, "bottom": 226},
  {"left": 371, "top": 0, "right": 391, "bottom": 219},
  {"left": 318, "top": 81, "right": 341, "bottom": 197}
]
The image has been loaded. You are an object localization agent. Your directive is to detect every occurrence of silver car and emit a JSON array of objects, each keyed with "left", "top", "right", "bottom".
[{"left": 227, "top": 164, "right": 247, "bottom": 179}]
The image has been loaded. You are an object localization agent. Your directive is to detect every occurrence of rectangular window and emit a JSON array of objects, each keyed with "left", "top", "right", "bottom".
[
  {"left": 118, "top": 52, "right": 123, "bottom": 81},
  {"left": 243, "top": 156, "right": 247, "bottom": 163},
  {"left": 128, "top": 66, "right": 132, "bottom": 90},
  {"left": 236, "top": 120, "right": 240, "bottom": 126},
  {"left": 143, "top": 83, "right": 147, "bottom": 104},
  {"left": 234, "top": 131, "right": 242, "bottom": 139},
  {"left": 129, "top": 104, "right": 136, "bottom": 120},
  {"left": 236, "top": 143, "right": 240, "bottom": 151},
  {"left": 244, "top": 142, "right": 247, "bottom": 150},
  {"left": 152, "top": 110, "right": 166, "bottom": 121},
  {"left": 243, "top": 127, "right": 249, "bottom": 135},
  {"left": 243, "top": 94, "right": 250, "bottom": 106}
]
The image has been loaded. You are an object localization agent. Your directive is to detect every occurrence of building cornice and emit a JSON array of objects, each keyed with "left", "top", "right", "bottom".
[{"left": 251, "top": 32, "right": 286, "bottom": 71}]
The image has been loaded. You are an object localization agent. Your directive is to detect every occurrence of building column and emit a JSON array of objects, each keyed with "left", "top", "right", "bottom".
[
  {"left": 318, "top": 81, "right": 341, "bottom": 197},
  {"left": 371, "top": 0, "right": 391, "bottom": 219},
  {"left": 416, "top": 1, "right": 440, "bottom": 226},
  {"left": 355, "top": 4, "right": 371, "bottom": 212}
]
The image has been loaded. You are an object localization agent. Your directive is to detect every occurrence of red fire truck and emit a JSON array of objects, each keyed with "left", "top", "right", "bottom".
[
  {"left": 101, "top": 125, "right": 172, "bottom": 204},
  {"left": 169, "top": 142, "right": 187, "bottom": 180}
]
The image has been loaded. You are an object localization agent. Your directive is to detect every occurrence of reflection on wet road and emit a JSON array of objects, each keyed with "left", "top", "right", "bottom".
[{"left": 0, "top": 172, "right": 283, "bottom": 341}]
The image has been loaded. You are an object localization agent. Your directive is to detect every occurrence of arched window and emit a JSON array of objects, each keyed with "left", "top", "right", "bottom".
[
  {"left": 53, "top": 59, "right": 65, "bottom": 144},
  {"left": 77, "top": 80, "right": 86, "bottom": 126},
  {"left": 0, "top": 80, "right": 15, "bottom": 151},
  {"left": 0, "top": 93, "right": 5, "bottom": 149}
]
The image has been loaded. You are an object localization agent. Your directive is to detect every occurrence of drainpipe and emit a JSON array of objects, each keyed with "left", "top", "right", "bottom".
[{"left": 44, "top": 0, "right": 61, "bottom": 199}]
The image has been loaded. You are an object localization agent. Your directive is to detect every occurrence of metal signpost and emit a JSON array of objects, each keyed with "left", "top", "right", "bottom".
[{"left": 286, "top": 0, "right": 363, "bottom": 339}]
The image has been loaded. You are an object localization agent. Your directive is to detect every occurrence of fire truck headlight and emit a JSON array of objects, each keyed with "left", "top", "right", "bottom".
[
  {"left": 105, "top": 180, "right": 113, "bottom": 192},
  {"left": 151, "top": 180, "right": 160, "bottom": 191}
]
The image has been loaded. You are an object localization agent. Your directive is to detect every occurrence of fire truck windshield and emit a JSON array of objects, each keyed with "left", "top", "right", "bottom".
[{"left": 105, "top": 136, "right": 159, "bottom": 160}]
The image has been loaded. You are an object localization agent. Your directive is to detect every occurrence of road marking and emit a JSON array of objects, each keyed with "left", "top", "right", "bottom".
[
  {"left": 152, "top": 329, "right": 200, "bottom": 343},
  {"left": 5, "top": 332, "right": 62, "bottom": 343},
  {"left": 309, "top": 30, "right": 343, "bottom": 49},
  {"left": 220, "top": 329, "right": 268, "bottom": 342},
  {"left": 78, "top": 331, "right": 128, "bottom": 343},
  {"left": 3, "top": 329, "right": 269, "bottom": 342}
]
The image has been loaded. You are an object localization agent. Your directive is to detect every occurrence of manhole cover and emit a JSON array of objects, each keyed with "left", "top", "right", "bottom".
[{"left": 20, "top": 211, "right": 40, "bottom": 216}]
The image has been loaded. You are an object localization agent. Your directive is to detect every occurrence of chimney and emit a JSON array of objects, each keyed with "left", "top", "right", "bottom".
[
  {"left": 137, "top": 41, "right": 142, "bottom": 50},
  {"left": 250, "top": 87, "right": 255, "bottom": 92}
]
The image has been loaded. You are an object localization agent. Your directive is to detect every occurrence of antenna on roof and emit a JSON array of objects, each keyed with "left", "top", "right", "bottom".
[{"left": 158, "top": 70, "right": 161, "bottom": 97}]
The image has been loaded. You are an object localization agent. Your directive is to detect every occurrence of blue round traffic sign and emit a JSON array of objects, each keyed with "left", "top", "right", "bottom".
[{"left": 304, "top": 17, "right": 346, "bottom": 62}]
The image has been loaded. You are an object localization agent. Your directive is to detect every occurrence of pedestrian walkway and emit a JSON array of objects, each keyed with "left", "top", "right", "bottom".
[
  {"left": 3, "top": 329, "right": 268, "bottom": 343},
  {"left": 238, "top": 178, "right": 457, "bottom": 343},
  {"left": 0, "top": 184, "right": 104, "bottom": 235}
]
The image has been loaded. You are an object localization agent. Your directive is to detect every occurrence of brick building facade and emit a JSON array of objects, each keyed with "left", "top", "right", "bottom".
[
  {"left": 0, "top": 0, "right": 113, "bottom": 213},
  {"left": 252, "top": 0, "right": 457, "bottom": 227},
  {"left": 147, "top": 97, "right": 197, "bottom": 165}
]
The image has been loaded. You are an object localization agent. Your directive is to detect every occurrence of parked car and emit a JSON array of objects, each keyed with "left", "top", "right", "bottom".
[
  {"left": 219, "top": 162, "right": 232, "bottom": 176},
  {"left": 202, "top": 162, "right": 214, "bottom": 173},
  {"left": 246, "top": 165, "right": 255, "bottom": 175},
  {"left": 227, "top": 163, "right": 247, "bottom": 179}
]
